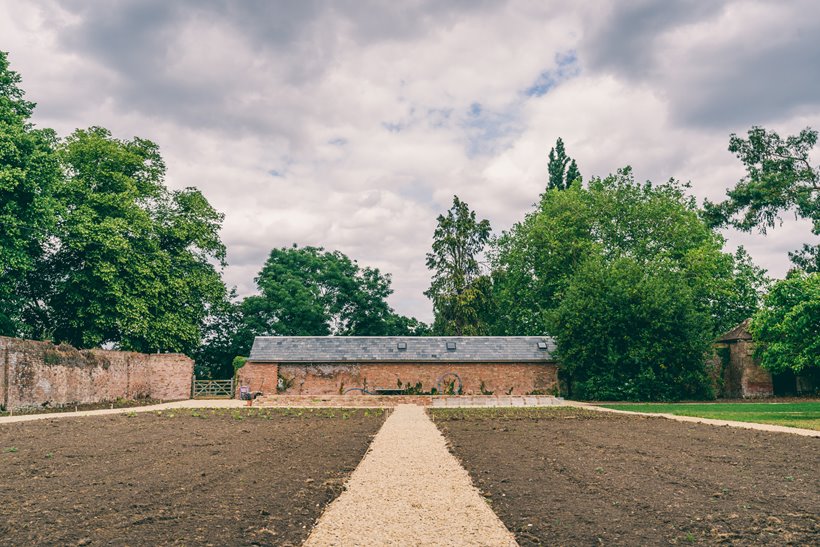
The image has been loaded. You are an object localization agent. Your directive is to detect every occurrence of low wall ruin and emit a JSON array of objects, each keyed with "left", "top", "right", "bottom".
[{"left": 0, "top": 336, "right": 194, "bottom": 411}]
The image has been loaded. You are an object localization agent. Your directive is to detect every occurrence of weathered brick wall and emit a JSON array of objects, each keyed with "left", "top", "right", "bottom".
[
  {"left": 0, "top": 336, "right": 194, "bottom": 410},
  {"left": 235, "top": 362, "right": 279, "bottom": 396},
  {"left": 720, "top": 339, "right": 773, "bottom": 398},
  {"left": 237, "top": 361, "right": 558, "bottom": 397}
]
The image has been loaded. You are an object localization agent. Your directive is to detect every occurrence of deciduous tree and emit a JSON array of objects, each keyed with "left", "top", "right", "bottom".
[
  {"left": 0, "top": 51, "right": 61, "bottom": 335},
  {"left": 705, "top": 126, "right": 820, "bottom": 271},
  {"left": 241, "top": 245, "right": 425, "bottom": 338},
  {"left": 750, "top": 270, "right": 819, "bottom": 374},
  {"left": 555, "top": 256, "right": 714, "bottom": 400},
  {"left": 44, "top": 127, "right": 227, "bottom": 353}
]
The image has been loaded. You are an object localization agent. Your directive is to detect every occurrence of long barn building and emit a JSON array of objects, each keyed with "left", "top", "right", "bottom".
[{"left": 237, "top": 336, "right": 559, "bottom": 397}]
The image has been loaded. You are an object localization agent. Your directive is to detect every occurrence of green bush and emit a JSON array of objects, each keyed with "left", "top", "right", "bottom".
[
  {"left": 232, "top": 355, "right": 248, "bottom": 375},
  {"left": 555, "top": 257, "right": 714, "bottom": 401}
]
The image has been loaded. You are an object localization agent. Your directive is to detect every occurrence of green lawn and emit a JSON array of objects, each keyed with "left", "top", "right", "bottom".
[{"left": 598, "top": 402, "right": 820, "bottom": 431}]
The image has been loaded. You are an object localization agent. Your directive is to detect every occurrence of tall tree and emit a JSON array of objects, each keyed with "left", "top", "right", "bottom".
[
  {"left": 425, "top": 196, "right": 492, "bottom": 335},
  {"left": 547, "top": 137, "right": 582, "bottom": 190},
  {"left": 0, "top": 51, "right": 61, "bottom": 336},
  {"left": 42, "top": 127, "right": 227, "bottom": 353},
  {"left": 705, "top": 126, "right": 820, "bottom": 271}
]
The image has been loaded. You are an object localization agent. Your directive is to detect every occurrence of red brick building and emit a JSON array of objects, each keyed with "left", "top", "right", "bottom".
[
  {"left": 715, "top": 320, "right": 818, "bottom": 397},
  {"left": 236, "top": 336, "right": 558, "bottom": 397}
]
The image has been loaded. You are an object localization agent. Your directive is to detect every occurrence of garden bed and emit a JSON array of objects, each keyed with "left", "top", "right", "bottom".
[
  {"left": 431, "top": 407, "right": 819, "bottom": 546},
  {"left": 0, "top": 408, "right": 386, "bottom": 546}
]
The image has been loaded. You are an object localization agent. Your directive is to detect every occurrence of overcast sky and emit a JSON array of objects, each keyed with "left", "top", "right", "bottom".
[{"left": 2, "top": 0, "right": 819, "bottom": 322}]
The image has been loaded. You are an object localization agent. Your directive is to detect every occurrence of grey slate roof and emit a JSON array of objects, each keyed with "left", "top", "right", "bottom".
[{"left": 249, "top": 336, "right": 556, "bottom": 363}]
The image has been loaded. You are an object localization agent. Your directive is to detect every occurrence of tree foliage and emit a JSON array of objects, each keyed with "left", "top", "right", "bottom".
[
  {"left": 241, "top": 245, "right": 425, "bottom": 339},
  {"left": 492, "top": 168, "right": 763, "bottom": 399},
  {"left": 0, "top": 51, "right": 61, "bottom": 335},
  {"left": 705, "top": 126, "right": 820, "bottom": 271},
  {"left": 41, "top": 127, "right": 227, "bottom": 353},
  {"left": 750, "top": 270, "right": 819, "bottom": 374},
  {"left": 555, "top": 257, "right": 714, "bottom": 401},
  {"left": 547, "top": 137, "right": 581, "bottom": 190},
  {"left": 425, "top": 196, "right": 492, "bottom": 335}
]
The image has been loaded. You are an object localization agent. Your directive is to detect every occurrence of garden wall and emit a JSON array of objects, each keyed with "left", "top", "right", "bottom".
[
  {"left": 236, "top": 361, "right": 558, "bottom": 396},
  {"left": 0, "top": 336, "right": 194, "bottom": 411}
]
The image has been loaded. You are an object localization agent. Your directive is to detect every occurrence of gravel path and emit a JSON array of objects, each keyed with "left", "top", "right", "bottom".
[{"left": 304, "top": 404, "right": 518, "bottom": 547}]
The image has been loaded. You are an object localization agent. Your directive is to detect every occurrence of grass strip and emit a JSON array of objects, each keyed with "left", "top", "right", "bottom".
[{"left": 598, "top": 402, "right": 820, "bottom": 431}]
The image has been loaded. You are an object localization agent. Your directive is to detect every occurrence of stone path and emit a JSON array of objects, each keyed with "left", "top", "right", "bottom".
[
  {"left": 0, "top": 398, "right": 245, "bottom": 425},
  {"left": 571, "top": 403, "right": 820, "bottom": 438},
  {"left": 304, "top": 404, "right": 518, "bottom": 547}
]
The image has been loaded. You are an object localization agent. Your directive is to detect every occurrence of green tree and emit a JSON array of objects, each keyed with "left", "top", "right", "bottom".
[
  {"left": 750, "top": 270, "right": 819, "bottom": 374},
  {"left": 241, "top": 245, "right": 424, "bottom": 338},
  {"left": 42, "top": 127, "right": 227, "bottom": 353},
  {"left": 191, "top": 291, "right": 251, "bottom": 378},
  {"left": 491, "top": 168, "right": 763, "bottom": 399},
  {"left": 425, "top": 196, "right": 492, "bottom": 335},
  {"left": 0, "top": 51, "right": 61, "bottom": 335},
  {"left": 555, "top": 257, "right": 714, "bottom": 400},
  {"left": 711, "top": 247, "right": 771, "bottom": 335},
  {"left": 493, "top": 168, "right": 737, "bottom": 336},
  {"left": 547, "top": 137, "right": 582, "bottom": 190},
  {"left": 705, "top": 126, "right": 820, "bottom": 271}
]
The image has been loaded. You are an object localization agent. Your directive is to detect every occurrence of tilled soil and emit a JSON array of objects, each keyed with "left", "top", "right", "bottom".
[
  {"left": 431, "top": 407, "right": 819, "bottom": 546},
  {"left": 0, "top": 408, "right": 386, "bottom": 547}
]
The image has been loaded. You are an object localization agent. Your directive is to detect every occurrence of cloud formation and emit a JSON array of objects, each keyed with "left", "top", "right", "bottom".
[{"left": 2, "top": 0, "right": 818, "bottom": 321}]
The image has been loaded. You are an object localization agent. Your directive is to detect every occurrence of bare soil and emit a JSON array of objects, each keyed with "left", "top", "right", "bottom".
[
  {"left": 431, "top": 407, "right": 819, "bottom": 546},
  {"left": 0, "top": 398, "right": 164, "bottom": 417},
  {"left": 0, "top": 408, "right": 386, "bottom": 546}
]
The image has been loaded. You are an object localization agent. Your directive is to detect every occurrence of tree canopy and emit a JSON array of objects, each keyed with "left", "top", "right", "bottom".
[
  {"left": 490, "top": 168, "right": 766, "bottom": 399},
  {"left": 41, "top": 127, "right": 228, "bottom": 353},
  {"left": 0, "top": 51, "right": 61, "bottom": 336},
  {"left": 705, "top": 126, "right": 820, "bottom": 272},
  {"left": 555, "top": 256, "right": 714, "bottom": 400},
  {"left": 750, "top": 270, "right": 819, "bottom": 374},
  {"left": 425, "top": 196, "right": 492, "bottom": 335}
]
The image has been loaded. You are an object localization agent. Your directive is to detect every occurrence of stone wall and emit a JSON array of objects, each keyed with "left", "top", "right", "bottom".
[
  {"left": 236, "top": 361, "right": 558, "bottom": 397},
  {"left": 0, "top": 336, "right": 194, "bottom": 411}
]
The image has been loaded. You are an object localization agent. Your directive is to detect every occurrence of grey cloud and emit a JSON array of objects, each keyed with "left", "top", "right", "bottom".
[
  {"left": 582, "top": 0, "right": 820, "bottom": 128},
  {"left": 42, "top": 0, "right": 500, "bottom": 136},
  {"left": 583, "top": 0, "right": 726, "bottom": 79}
]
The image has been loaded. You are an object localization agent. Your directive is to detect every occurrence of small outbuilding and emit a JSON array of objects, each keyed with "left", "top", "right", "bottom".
[
  {"left": 237, "top": 336, "right": 559, "bottom": 397},
  {"left": 714, "top": 319, "right": 818, "bottom": 397}
]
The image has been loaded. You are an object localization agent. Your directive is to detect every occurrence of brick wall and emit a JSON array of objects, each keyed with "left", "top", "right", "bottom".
[
  {"left": 235, "top": 362, "right": 279, "bottom": 396},
  {"left": 0, "top": 336, "right": 194, "bottom": 411},
  {"left": 236, "top": 361, "right": 558, "bottom": 397},
  {"left": 719, "top": 339, "right": 773, "bottom": 398}
]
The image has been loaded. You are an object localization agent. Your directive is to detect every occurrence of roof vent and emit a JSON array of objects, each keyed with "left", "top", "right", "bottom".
[
  {"left": 446, "top": 341, "right": 457, "bottom": 351},
  {"left": 537, "top": 341, "right": 548, "bottom": 350},
  {"left": 397, "top": 341, "right": 407, "bottom": 350}
]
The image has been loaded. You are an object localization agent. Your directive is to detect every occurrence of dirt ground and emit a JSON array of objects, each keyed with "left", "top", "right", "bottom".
[
  {"left": 431, "top": 407, "right": 819, "bottom": 546},
  {"left": 0, "top": 398, "right": 164, "bottom": 417},
  {"left": 0, "top": 408, "right": 386, "bottom": 547}
]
